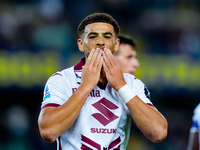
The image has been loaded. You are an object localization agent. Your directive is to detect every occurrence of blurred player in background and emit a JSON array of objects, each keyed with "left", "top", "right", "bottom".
[
  {"left": 187, "top": 103, "right": 200, "bottom": 150},
  {"left": 38, "top": 13, "right": 167, "bottom": 150},
  {"left": 114, "top": 33, "right": 140, "bottom": 75}
]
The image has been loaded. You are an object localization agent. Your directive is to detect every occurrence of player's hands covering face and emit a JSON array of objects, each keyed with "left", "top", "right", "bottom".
[
  {"left": 81, "top": 48, "right": 103, "bottom": 90},
  {"left": 82, "top": 48, "right": 126, "bottom": 91},
  {"left": 102, "top": 48, "right": 126, "bottom": 91}
]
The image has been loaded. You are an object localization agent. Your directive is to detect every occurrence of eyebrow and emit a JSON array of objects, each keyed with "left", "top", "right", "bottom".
[
  {"left": 88, "top": 32, "right": 98, "bottom": 36},
  {"left": 88, "top": 32, "right": 113, "bottom": 37},
  {"left": 103, "top": 32, "right": 113, "bottom": 36}
]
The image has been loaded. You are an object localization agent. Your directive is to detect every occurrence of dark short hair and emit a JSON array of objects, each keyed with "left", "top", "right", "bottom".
[
  {"left": 77, "top": 13, "right": 120, "bottom": 38},
  {"left": 118, "top": 33, "right": 137, "bottom": 49},
  {"left": 113, "top": 33, "right": 137, "bottom": 56}
]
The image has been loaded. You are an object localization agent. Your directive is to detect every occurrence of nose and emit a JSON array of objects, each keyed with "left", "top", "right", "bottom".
[
  {"left": 130, "top": 59, "right": 140, "bottom": 74},
  {"left": 134, "top": 59, "right": 140, "bottom": 68},
  {"left": 96, "top": 37, "right": 105, "bottom": 48}
]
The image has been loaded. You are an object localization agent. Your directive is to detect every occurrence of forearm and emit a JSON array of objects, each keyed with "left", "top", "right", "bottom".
[
  {"left": 126, "top": 96, "right": 168, "bottom": 143},
  {"left": 38, "top": 85, "right": 91, "bottom": 142},
  {"left": 38, "top": 48, "right": 104, "bottom": 142}
]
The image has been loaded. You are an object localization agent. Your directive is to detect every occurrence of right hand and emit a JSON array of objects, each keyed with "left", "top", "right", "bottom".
[{"left": 81, "top": 48, "right": 103, "bottom": 90}]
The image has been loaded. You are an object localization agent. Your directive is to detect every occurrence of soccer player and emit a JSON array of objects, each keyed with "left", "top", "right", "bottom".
[
  {"left": 187, "top": 103, "right": 200, "bottom": 150},
  {"left": 38, "top": 13, "right": 168, "bottom": 150},
  {"left": 114, "top": 34, "right": 139, "bottom": 75}
]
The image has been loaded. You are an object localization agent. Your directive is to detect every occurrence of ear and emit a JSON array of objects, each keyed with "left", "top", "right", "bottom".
[
  {"left": 77, "top": 39, "right": 84, "bottom": 52},
  {"left": 114, "top": 38, "right": 120, "bottom": 52}
]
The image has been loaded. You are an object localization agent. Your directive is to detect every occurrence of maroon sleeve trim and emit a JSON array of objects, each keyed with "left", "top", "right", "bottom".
[
  {"left": 146, "top": 103, "right": 153, "bottom": 106},
  {"left": 41, "top": 103, "right": 61, "bottom": 110}
]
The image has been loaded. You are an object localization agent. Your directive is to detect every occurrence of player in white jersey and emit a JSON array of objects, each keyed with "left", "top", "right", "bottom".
[
  {"left": 187, "top": 103, "right": 200, "bottom": 150},
  {"left": 38, "top": 13, "right": 168, "bottom": 150}
]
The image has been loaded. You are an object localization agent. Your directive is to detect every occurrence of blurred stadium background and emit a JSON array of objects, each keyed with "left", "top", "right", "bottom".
[{"left": 0, "top": 0, "right": 200, "bottom": 149}]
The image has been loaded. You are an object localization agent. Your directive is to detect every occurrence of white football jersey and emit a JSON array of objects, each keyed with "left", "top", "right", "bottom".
[{"left": 41, "top": 58, "right": 153, "bottom": 150}]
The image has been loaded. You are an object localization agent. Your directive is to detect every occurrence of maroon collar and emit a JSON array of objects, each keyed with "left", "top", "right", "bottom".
[
  {"left": 74, "top": 57, "right": 109, "bottom": 90},
  {"left": 74, "top": 57, "right": 85, "bottom": 77}
]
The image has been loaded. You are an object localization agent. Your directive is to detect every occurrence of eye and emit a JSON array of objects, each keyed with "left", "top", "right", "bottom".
[
  {"left": 126, "top": 55, "right": 132, "bottom": 59},
  {"left": 89, "top": 36, "right": 96, "bottom": 39},
  {"left": 104, "top": 36, "right": 111, "bottom": 39}
]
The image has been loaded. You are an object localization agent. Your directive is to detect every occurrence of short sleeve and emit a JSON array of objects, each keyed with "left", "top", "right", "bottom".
[
  {"left": 134, "top": 79, "right": 153, "bottom": 105},
  {"left": 124, "top": 73, "right": 153, "bottom": 105},
  {"left": 41, "top": 72, "right": 69, "bottom": 109}
]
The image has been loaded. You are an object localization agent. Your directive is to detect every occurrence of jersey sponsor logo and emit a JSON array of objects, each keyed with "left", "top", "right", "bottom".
[
  {"left": 81, "top": 134, "right": 121, "bottom": 150},
  {"left": 89, "top": 89, "right": 100, "bottom": 97},
  {"left": 72, "top": 88, "right": 101, "bottom": 97},
  {"left": 43, "top": 85, "right": 51, "bottom": 101},
  {"left": 92, "top": 97, "right": 119, "bottom": 126},
  {"left": 91, "top": 128, "right": 117, "bottom": 134},
  {"left": 72, "top": 88, "right": 77, "bottom": 94}
]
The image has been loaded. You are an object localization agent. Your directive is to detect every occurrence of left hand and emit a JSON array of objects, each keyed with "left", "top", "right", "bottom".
[{"left": 102, "top": 48, "right": 126, "bottom": 91}]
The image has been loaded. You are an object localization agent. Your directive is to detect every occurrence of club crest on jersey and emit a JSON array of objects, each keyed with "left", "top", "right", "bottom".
[{"left": 43, "top": 85, "right": 51, "bottom": 101}]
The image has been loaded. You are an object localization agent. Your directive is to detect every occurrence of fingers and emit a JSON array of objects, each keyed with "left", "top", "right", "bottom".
[
  {"left": 96, "top": 50, "right": 103, "bottom": 71},
  {"left": 85, "top": 48, "right": 117, "bottom": 72},
  {"left": 103, "top": 48, "right": 117, "bottom": 69},
  {"left": 102, "top": 49, "right": 109, "bottom": 72},
  {"left": 86, "top": 48, "right": 95, "bottom": 64},
  {"left": 94, "top": 48, "right": 103, "bottom": 69},
  {"left": 102, "top": 48, "right": 125, "bottom": 90},
  {"left": 81, "top": 48, "right": 103, "bottom": 90},
  {"left": 86, "top": 48, "right": 103, "bottom": 69}
]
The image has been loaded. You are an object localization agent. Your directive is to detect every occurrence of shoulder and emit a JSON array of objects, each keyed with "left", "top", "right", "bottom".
[
  {"left": 123, "top": 73, "right": 136, "bottom": 81},
  {"left": 123, "top": 73, "right": 144, "bottom": 86},
  {"left": 50, "top": 66, "right": 74, "bottom": 78},
  {"left": 47, "top": 66, "right": 75, "bottom": 84}
]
